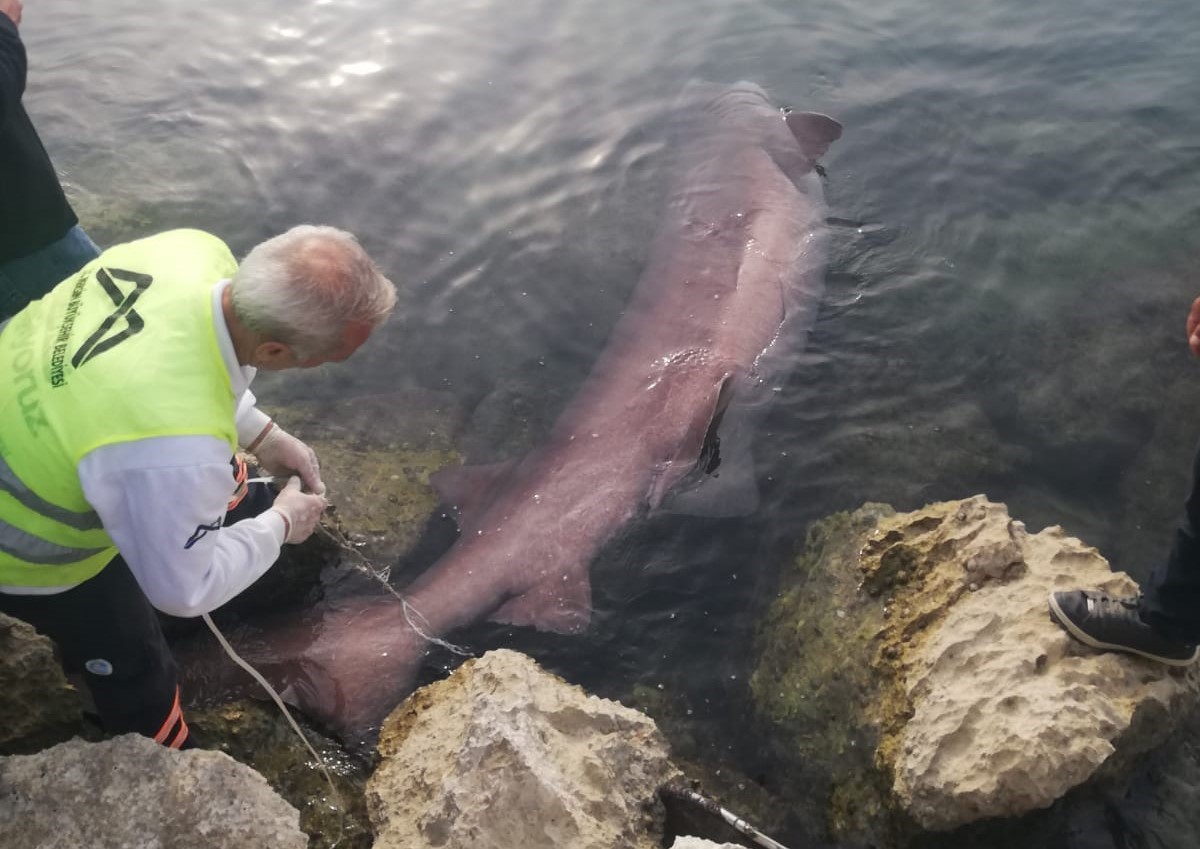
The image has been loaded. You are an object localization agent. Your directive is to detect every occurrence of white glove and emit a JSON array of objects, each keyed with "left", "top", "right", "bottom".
[
  {"left": 251, "top": 423, "right": 326, "bottom": 495},
  {"left": 270, "top": 476, "right": 328, "bottom": 544}
]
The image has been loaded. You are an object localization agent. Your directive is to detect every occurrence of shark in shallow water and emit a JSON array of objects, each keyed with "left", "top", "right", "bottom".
[{"left": 203, "top": 81, "right": 841, "bottom": 744}]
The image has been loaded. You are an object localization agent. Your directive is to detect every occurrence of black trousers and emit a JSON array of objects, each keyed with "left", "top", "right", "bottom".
[
  {"left": 0, "top": 552, "right": 190, "bottom": 746},
  {"left": 1140, "top": 442, "right": 1200, "bottom": 643},
  {"left": 0, "top": 475, "right": 274, "bottom": 748}
]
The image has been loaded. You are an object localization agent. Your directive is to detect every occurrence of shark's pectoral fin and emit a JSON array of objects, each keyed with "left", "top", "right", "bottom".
[
  {"left": 489, "top": 567, "right": 593, "bottom": 634},
  {"left": 660, "top": 415, "right": 760, "bottom": 518},
  {"left": 785, "top": 111, "right": 843, "bottom": 162},
  {"left": 656, "top": 367, "right": 772, "bottom": 518},
  {"left": 647, "top": 372, "right": 743, "bottom": 514},
  {"left": 430, "top": 458, "right": 519, "bottom": 524}
]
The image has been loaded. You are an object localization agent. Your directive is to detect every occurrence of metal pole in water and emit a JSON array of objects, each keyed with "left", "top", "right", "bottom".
[{"left": 660, "top": 782, "right": 793, "bottom": 849}]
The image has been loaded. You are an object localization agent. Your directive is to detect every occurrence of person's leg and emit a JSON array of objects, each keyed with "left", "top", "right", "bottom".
[
  {"left": 0, "top": 555, "right": 192, "bottom": 748},
  {"left": 1139, "top": 441, "right": 1200, "bottom": 643},
  {"left": 0, "top": 225, "right": 102, "bottom": 320},
  {"left": 1047, "top": 440, "right": 1200, "bottom": 665}
]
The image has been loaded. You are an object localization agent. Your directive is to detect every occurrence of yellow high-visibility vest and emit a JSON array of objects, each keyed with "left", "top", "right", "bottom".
[{"left": 0, "top": 229, "right": 239, "bottom": 586}]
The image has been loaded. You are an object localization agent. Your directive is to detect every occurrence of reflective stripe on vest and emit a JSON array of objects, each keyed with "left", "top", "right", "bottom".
[
  {"left": 0, "top": 453, "right": 102, "bottom": 531},
  {"left": 0, "top": 519, "right": 108, "bottom": 565},
  {"left": 0, "top": 229, "right": 239, "bottom": 587}
]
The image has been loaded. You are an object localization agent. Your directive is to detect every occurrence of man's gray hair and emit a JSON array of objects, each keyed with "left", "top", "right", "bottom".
[{"left": 230, "top": 225, "right": 397, "bottom": 358}]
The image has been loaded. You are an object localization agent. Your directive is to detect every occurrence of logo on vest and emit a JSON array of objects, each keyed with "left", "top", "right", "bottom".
[
  {"left": 69, "top": 267, "right": 154, "bottom": 371},
  {"left": 11, "top": 324, "right": 49, "bottom": 436},
  {"left": 49, "top": 272, "right": 89, "bottom": 388}
]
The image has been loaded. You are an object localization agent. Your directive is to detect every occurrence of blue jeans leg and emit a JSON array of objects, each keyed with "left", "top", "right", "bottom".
[
  {"left": 1139, "top": 440, "right": 1200, "bottom": 643},
  {"left": 0, "top": 225, "right": 102, "bottom": 320}
]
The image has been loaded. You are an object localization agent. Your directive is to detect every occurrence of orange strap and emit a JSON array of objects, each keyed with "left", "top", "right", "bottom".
[
  {"left": 152, "top": 687, "right": 183, "bottom": 745},
  {"left": 226, "top": 454, "right": 249, "bottom": 511},
  {"left": 168, "top": 717, "right": 190, "bottom": 750}
]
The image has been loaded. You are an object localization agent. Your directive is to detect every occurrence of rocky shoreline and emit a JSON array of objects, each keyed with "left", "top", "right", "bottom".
[{"left": 4, "top": 496, "right": 1200, "bottom": 848}]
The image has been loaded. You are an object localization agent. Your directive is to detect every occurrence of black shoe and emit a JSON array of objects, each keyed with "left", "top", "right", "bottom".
[{"left": 1047, "top": 590, "right": 1200, "bottom": 667}]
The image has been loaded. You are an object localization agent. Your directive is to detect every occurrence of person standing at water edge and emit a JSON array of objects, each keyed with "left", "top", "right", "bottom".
[
  {"left": 0, "top": 225, "right": 397, "bottom": 748},
  {"left": 0, "top": 0, "right": 101, "bottom": 319},
  {"left": 1049, "top": 295, "right": 1200, "bottom": 666}
]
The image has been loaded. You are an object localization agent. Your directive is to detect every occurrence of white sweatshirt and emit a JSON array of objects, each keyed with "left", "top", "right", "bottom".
[{"left": 0, "top": 281, "right": 289, "bottom": 616}]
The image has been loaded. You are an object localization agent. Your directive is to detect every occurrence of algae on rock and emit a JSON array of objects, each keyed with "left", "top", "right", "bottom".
[
  {"left": 754, "top": 496, "right": 1200, "bottom": 842},
  {"left": 750, "top": 502, "right": 896, "bottom": 840},
  {"left": 189, "top": 699, "right": 374, "bottom": 849},
  {"left": 267, "top": 389, "right": 466, "bottom": 563},
  {"left": 0, "top": 613, "right": 88, "bottom": 755}
]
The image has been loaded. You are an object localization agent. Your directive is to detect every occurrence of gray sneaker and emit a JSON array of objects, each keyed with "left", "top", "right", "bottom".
[{"left": 1047, "top": 590, "right": 1200, "bottom": 667}]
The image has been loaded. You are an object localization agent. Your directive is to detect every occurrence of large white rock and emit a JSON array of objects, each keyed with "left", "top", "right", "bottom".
[
  {"left": 876, "top": 497, "right": 1199, "bottom": 829},
  {"left": 0, "top": 734, "right": 306, "bottom": 848},
  {"left": 367, "top": 648, "right": 681, "bottom": 849},
  {"left": 670, "top": 839, "right": 743, "bottom": 849}
]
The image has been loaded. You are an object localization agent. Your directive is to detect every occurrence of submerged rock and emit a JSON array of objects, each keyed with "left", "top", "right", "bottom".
[
  {"left": 270, "top": 389, "right": 467, "bottom": 564},
  {"left": 0, "top": 734, "right": 307, "bottom": 848},
  {"left": 189, "top": 699, "right": 373, "bottom": 849},
  {"left": 751, "top": 502, "right": 896, "bottom": 839},
  {"left": 754, "top": 495, "right": 1200, "bottom": 839},
  {"left": 367, "top": 648, "right": 682, "bottom": 849}
]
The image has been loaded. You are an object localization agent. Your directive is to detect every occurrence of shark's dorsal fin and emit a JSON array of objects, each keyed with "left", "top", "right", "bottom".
[
  {"left": 785, "top": 111, "right": 843, "bottom": 162},
  {"left": 429, "top": 459, "right": 518, "bottom": 524}
]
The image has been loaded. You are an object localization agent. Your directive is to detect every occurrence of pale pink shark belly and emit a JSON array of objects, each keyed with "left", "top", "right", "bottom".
[{"left": 196, "top": 82, "right": 841, "bottom": 745}]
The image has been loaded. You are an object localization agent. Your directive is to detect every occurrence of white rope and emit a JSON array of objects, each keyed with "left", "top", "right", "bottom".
[
  {"left": 193, "top": 521, "right": 471, "bottom": 847},
  {"left": 316, "top": 525, "right": 472, "bottom": 657},
  {"left": 201, "top": 612, "right": 346, "bottom": 846}
]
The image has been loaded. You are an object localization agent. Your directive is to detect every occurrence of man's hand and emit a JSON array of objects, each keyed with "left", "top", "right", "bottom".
[
  {"left": 270, "top": 476, "right": 328, "bottom": 544},
  {"left": 250, "top": 423, "right": 326, "bottom": 495},
  {"left": 1188, "top": 296, "right": 1200, "bottom": 357},
  {"left": 0, "top": 1, "right": 22, "bottom": 27}
]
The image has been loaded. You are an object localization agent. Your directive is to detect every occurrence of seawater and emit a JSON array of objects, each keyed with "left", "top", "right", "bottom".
[{"left": 23, "top": 0, "right": 1200, "bottom": 844}]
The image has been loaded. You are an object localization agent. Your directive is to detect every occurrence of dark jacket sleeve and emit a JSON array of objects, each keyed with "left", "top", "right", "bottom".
[{"left": 0, "top": 14, "right": 27, "bottom": 131}]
